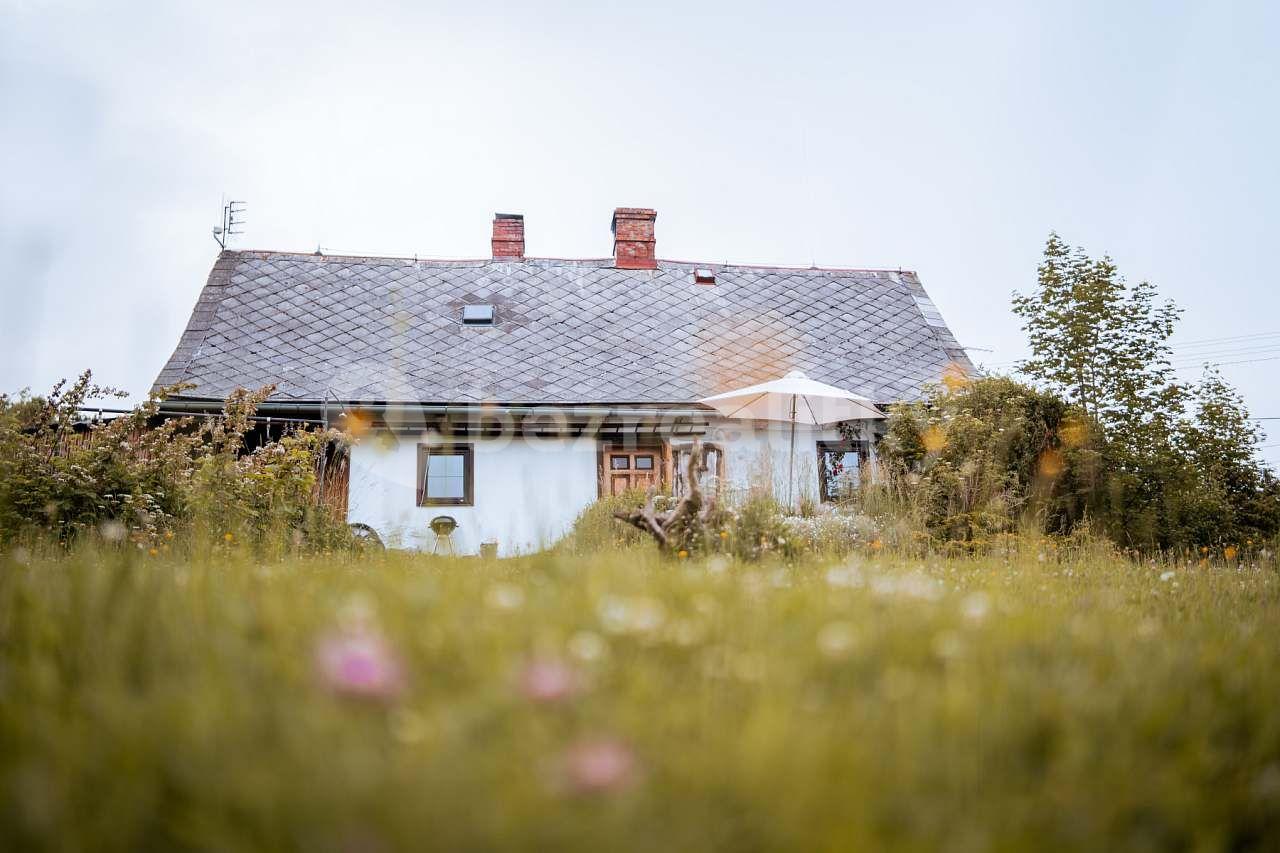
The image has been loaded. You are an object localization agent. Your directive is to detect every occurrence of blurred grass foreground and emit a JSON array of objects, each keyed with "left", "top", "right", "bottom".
[{"left": 2, "top": 540, "right": 1278, "bottom": 851}]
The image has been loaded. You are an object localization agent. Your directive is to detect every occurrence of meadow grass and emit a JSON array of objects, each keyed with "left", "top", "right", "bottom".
[{"left": 1, "top": 540, "right": 1278, "bottom": 851}]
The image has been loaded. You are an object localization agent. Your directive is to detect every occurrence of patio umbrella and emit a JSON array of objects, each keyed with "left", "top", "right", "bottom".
[{"left": 699, "top": 370, "right": 884, "bottom": 508}]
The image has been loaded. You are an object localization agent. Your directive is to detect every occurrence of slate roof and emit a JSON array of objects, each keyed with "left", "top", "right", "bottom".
[{"left": 154, "top": 250, "right": 973, "bottom": 405}]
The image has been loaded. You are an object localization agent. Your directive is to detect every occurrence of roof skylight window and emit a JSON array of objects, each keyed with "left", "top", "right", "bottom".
[{"left": 462, "top": 304, "right": 496, "bottom": 325}]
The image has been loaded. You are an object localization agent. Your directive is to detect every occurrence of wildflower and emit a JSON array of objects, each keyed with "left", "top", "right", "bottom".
[
  {"left": 677, "top": 549, "right": 689, "bottom": 559},
  {"left": 816, "top": 621, "right": 857, "bottom": 659},
  {"left": 825, "top": 565, "right": 864, "bottom": 589},
  {"left": 1160, "top": 570, "right": 1175, "bottom": 582},
  {"left": 960, "top": 591, "right": 991, "bottom": 624},
  {"left": 148, "top": 547, "right": 159, "bottom": 557},
  {"left": 870, "top": 539, "right": 884, "bottom": 551},
  {"left": 518, "top": 658, "right": 582, "bottom": 704},
  {"left": 561, "top": 738, "right": 638, "bottom": 795},
  {"left": 100, "top": 520, "right": 126, "bottom": 542},
  {"left": 1224, "top": 545, "right": 1239, "bottom": 560},
  {"left": 315, "top": 628, "right": 405, "bottom": 701},
  {"left": 485, "top": 583, "right": 524, "bottom": 611},
  {"left": 870, "top": 571, "right": 942, "bottom": 601},
  {"left": 598, "top": 595, "right": 665, "bottom": 635},
  {"left": 164, "top": 530, "right": 174, "bottom": 540},
  {"left": 719, "top": 530, "right": 729, "bottom": 539},
  {"left": 568, "top": 630, "right": 608, "bottom": 662},
  {"left": 706, "top": 555, "right": 730, "bottom": 575},
  {"left": 223, "top": 532, "right": 234, "bottom": 543}
]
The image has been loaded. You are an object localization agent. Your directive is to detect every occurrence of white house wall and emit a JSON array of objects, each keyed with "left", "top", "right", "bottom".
[
  {"left": 347, "top": 432, "right": 598, "bottom": 556},
  {"left": 346, "top": 418, "right": 881, "bottom": 555},
  {"left": 702, "top": 420, "right": 878, "bottom": 504}
]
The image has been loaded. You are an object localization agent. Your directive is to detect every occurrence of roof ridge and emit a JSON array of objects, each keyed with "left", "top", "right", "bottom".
[{"left": 219, "top": 248, "right": 917, "bottom": 276}]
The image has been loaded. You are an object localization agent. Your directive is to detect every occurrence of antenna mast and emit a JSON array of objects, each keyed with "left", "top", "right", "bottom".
[{"left": 212, "top": 199, "right": 246, "bottom": 248}]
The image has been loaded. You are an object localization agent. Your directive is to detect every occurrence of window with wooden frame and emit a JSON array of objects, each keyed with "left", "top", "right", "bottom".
[
  {"left": 816, "top": 440, "right": 866, "bottom": 503},
  {"left": 601, "top": 445, "right": 662, "bottom": 496},
  {"left": 670, "top": 441, "right": 724, "bottom": 498},
  {"left": 416, "top": 443, "right": 474, "bottom": 506}
]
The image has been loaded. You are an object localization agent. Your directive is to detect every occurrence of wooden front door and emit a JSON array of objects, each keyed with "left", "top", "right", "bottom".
[{"left": 606, "top": 449, "right": 660, "bottom": 495}]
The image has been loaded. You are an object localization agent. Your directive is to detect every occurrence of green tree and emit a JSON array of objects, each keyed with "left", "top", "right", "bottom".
[
  {"left": 1012, "top": 233, "right": 1182, "bottom": 446},
  {"left": 1012, "top": 233, "right": 1278, "bottom": 549}
]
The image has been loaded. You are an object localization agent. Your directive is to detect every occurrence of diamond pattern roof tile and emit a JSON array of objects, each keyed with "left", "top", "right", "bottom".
[{"left": 153, "top": 250, "right": 973, "bottom": 405}]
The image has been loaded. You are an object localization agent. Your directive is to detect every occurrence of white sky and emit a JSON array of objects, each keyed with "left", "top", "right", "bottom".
[{"left": 2, "top": 0, "right": 1278, "bottom": 460}]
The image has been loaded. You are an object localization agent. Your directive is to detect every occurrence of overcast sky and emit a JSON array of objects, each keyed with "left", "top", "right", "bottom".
[{"left": 2, "top": 1, "right": 1277, "bottom": 458}]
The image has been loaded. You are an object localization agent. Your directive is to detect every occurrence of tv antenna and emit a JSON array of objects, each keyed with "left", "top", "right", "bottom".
[{"left": 212, "top": 199, "right": 246, "bottom": 248}]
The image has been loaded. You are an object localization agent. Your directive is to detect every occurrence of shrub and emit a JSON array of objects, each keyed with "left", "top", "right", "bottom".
[
  {"left": 0, "top": 373, "right": 352, "bottom": 553},
  {"left": 876, "top": 375, "right": 1097, "bottom": 546}
]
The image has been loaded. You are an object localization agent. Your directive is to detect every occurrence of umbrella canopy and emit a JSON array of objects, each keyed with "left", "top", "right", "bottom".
[{"left": 699, "top": 370, "right": 884, "bottom": 424}]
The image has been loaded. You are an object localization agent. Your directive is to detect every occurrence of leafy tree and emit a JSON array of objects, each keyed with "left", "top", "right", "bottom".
[
  {"left": 1012, "top": 233, "right": 1182, "bottom": 448},
  {"left": 1012, "top": 234, "right": 1278, "bottom": 549}
]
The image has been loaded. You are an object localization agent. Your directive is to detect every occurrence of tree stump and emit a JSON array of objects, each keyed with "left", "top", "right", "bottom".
[{"left": 613, "top": 441, "right": 718, "bottom": 553}]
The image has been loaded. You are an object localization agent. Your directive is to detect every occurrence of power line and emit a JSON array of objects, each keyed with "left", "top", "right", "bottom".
[
  {"left": 1174, "top": 355, "right": 1280, "bottom": 371},
  {"left": 1171, "top": 329, "right": 1280, "bottom": 348}
]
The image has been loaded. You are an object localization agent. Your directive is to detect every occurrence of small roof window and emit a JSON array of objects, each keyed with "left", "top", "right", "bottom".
[
  {"left": 462, "top": 304, "right": 496, "bottom": 325},
  {"left": 694, "top": 268, "right": 716, "bottom": 285}
]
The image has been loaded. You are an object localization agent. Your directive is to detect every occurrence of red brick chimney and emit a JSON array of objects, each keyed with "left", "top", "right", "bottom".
[
  {"left": 491, "top": 213, "right": 525, "bottom": 260},
  {"left": 611, "top": 207, "right": 657, "bottom": 270}
]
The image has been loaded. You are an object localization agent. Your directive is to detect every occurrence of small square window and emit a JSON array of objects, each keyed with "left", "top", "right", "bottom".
[
  {"left": 634, "top": 455, "right": 654, "bottom": 470},
  {"left": 462, "top": 304, "right": 495, "bottom": 325},
  {"left": 417, "top": 444, "right": 474, "bottom": 506},
  {"left": 609, "top": 455, "right": 631, "bottom": 470}
]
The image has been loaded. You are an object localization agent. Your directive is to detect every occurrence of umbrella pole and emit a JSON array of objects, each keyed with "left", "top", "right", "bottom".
[{"left": 787, "top": 394, "right": 797, "bottom": 511}]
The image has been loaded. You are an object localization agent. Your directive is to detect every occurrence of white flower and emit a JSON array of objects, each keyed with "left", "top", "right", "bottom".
[
  {"left": 825, "top": 565, "right": 864, "bottom": 589},
  {"left": 568, "top": 630, "right": 608, "bottom": 662},
  {"left": 960, "top": 592, "right": 991, "bottom": 624},
  {"left": 1159, "top": 571, "right": 1175, "bottom": 582},
  {"left": 816, "top": 621, "right": 857, "bottom": 659},
  {"left": 598, "top": 595, "right": 665, "bottom": 635},
  {"left": 485, "top": 583, "right": 524, "bottom": 611}
]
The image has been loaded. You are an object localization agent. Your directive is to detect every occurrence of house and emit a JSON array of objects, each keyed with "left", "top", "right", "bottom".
[{"left": 153, "top": 207, "right": 971, "bottom": 554}]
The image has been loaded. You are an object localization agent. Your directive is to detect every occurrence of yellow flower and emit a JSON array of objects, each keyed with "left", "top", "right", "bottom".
[
  {"left": 677, "top": 549, "right": 689, "bottom": 559},
  {"left": 1224, "top": 545, "right": 1238, "bottom": 560},
  {"left": 148, "top": 548, "right": 158, "bottom": 557},
  {"left": 719, "top": 530, "right": 729, "bottom": 539},
  {"left": 870, "top": 540, "right": 884, "bottom": 551},
  {"left": 164, "top": 530, "right": 174, "bottom": 540},
  {"left": 224, "top": 532, "right": 234, "bottom": 543},
  {"left": 921, "top": 426, "right": 947, "bottom": 453}
]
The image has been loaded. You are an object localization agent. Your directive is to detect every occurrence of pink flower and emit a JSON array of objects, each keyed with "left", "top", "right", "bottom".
[
  {"left": 316, "top": 629, "right": 404, "bottom": 701},
  {"left": 562, "top": 737, "right": 638, "bottom": 795},
  {"left": 518, "top": 658, "right": 582, "bottom": 704}
]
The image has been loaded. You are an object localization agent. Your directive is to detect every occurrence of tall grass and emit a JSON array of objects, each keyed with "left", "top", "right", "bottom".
[{"left": 1, "top": 537, "right": 1277, "bottom": 850}]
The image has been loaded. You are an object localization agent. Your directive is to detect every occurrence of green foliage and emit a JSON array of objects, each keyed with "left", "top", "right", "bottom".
[
  {"left": 723, "top": 489, "right": 792, "bottom": 560},
  {"left": 1009, "top": 234, "right": 1278, "bottom": 550},
  {"left": 0, "top": 373, "right": 352, "bottom": 553},
  {"left": 1012, "top": 232, "right": 1182, "bottom": 438},
  {"left": 0, "top": 543, "right": 1277, "bottom": 849},
  {"left": 560, "top": 489, "right": 653, "bottom": 554},
  {"left": 877, "top": 376, "right": 1098, "bottom": 545}
]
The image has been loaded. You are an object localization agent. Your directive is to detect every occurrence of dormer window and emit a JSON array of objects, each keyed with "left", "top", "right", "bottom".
[
  {"left": 462, "top": 304, "right": 495, "bottom": 325},
  {"left": 694, "top": 268, "right": 716, "bottom": 285}
]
